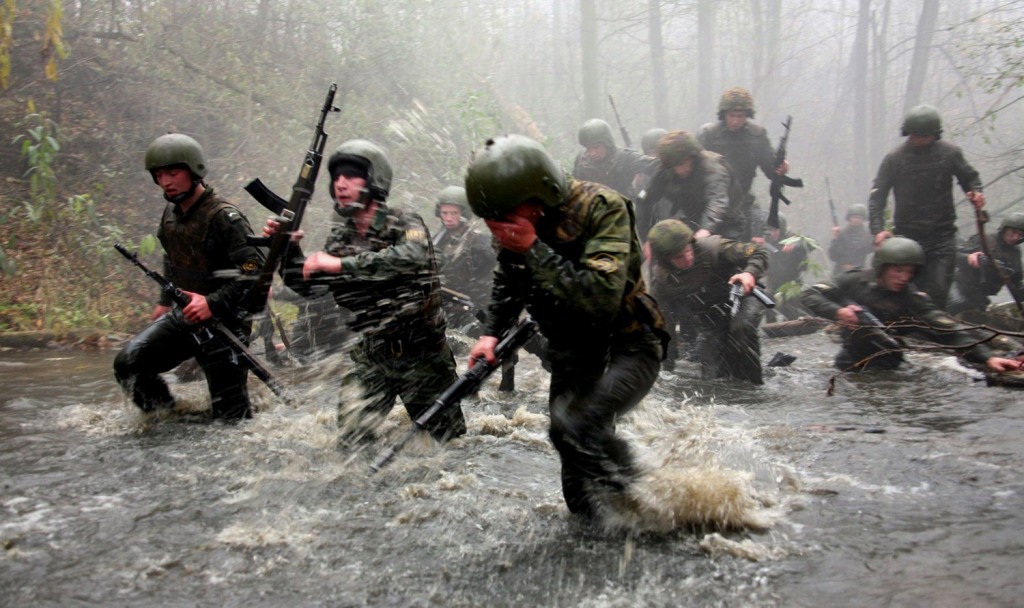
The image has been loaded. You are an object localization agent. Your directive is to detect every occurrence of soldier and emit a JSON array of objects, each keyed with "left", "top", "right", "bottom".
[
  {"left": 947, "top": 213, "right": 1024, "bottom": 315},
  {"left": 800, "top": 236, "right": 1019, "bottom": 372},
  {"left": 640, "top": 127, "right": 668, "bottom": 157},
  {"left": 647, "top": 219, "right": 770, "bottom": 384},
  {"left": 698, "top": 87, "right": 791, "bottom": 242},
  {"left": 465, "top": 135, "right": 667, "bottom": 518},
  {"left": 637, "top": 130, "right": 743, "bottom": 240},
  {"left": 572, "top": 118, "right": 656, "bottom": 199},
  {"left": 764, "top": 213, "right": 813, "bottom": 321},
  {"left": 432, "top": 185, "right": 496, "bottom": 332},
  {"left": 113, "top": 134, "right": 265, "bottom": 421},
  {"left": 868, "top": 104, "right": 986, "bottom": 308},
  {"left": 264, "top": 139, "right": 465, "bottom": 444},
  {"left": 828, "top": 203, "right": 874, "bottom": 276}
]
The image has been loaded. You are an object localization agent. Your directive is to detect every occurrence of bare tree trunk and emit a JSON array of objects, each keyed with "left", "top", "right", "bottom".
[
  {"left": 697, "top": 0, "right": 715, "bottom": 119},
  {"left": 580, "top": 0, "right": 600, "bottom": 119},
  {"left": 870, "top": 1, "right": 891, "bottom": 167},
  {"left": 903, "top": 0, "right": 939, "bottom": 112},
  {"left": 851, "top": 0, "right": 871, "bottom": 195},
  {"left": 648, "top": 0, "right": 668, "bottom": 127}
]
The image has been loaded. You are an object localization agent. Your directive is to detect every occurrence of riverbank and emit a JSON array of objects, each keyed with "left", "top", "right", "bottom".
[{"left": 0, "top": 329, "right": 130, "bottom": 351}]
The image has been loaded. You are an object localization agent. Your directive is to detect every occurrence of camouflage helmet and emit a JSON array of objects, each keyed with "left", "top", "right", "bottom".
[
  {"left": 846, "top": 203, "right": 868, "bottom": 219},
  {"left": 145, "top": 133, "right": 208, "bottom": 181},
  {"left": 328, "top": 139, "right": 393, "bottom": 201},
  {"left": 641, "top": 128, "right": 668, "bottom": 156},
  {"left": 717, "top": 87, "right": 755, "bottom": 119},
  {"left": 464, "top": 135, "right": 567, "bottom": 220},
  {"left": 873, "top": 236, "right": 925, "bottom": 274},
  {"left": 657, "top": 130, "right": 703, "bottom": 168},
  {"left": 999, "top": 212, "right": 1024, "bottom": 243},
  {"left": 577, "top": 119, "right": 616, "bottom": 148},
  {"left": 647, "top": 219, "right": 694, "bottom": 260},
  {"left": 901, "top": 104, "right": 943, "bottom": 138},
  {"left": 434, "top": 185, "right": 471, "bottom": 218}
]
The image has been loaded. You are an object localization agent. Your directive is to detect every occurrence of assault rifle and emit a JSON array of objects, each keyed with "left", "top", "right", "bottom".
[
  {"left": 840, "top": 299, "right": 902, "bottom": 351},
  {"left": 607, "top": 95, "right": 633, "bottom": 149},
  {"left": 114, "top": 243, "right": 288, "bottom": 399},
  {"left": 825, "top": 177, "right": 839, "bottom": 228},
  {"left": 729, "top": 282, "right": 777, "bottom": 317},
  {"left": 369, "top": 317, "right": 540, "bottom": 473},
  {"left": 241, "top": 83, "right": 340, "bottom": 315},
  {"left": 766, "top": 115, "right": 804, "bottom": 229}
]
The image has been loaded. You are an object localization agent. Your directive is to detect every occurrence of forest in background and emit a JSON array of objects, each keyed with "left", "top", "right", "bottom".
[{"left": 0, "top": 0, "right": 1022, "bottom": 333}]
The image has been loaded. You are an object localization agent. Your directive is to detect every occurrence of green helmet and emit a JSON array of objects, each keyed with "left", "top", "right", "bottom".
[
  {"left": 999, "top": 213, "right": 1024, "bottom": 244},
  {"left": 464, "top": 135, "right": 566, "bottom": 220},
  {"left": 434, "top": 185, "right": 471, "bottom": 218},
  {"left": 717, "top": 87, "right": 755, "bottom": 119},
  {"left": 577, "top": 119, "right": 616, "bottom": 148},
  {"left": 873, "top": 236, "right": 925, "bottom": 274},
  {"left": 901, "top": 104, "right": 943, "bottom": 137},
  {"left": 145, "top": 133, "right": 208, "bottom": 181},
  {"left": 647, "top": 219, "right": 694, "bottom": 260},
  {"left": 328, "top": 139, "right": 393, "bottom": 200},
  {"left": 641, "top": 128, "right": 668, "bottom": 156},
  {"left": 657, "top": 130, "right": 703, "bottom": 168},
  {"left": 846, "top": 203, "right": 868, "bottom": 219}
]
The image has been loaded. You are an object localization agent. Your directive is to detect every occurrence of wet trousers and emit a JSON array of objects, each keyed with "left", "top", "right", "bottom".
[
  {"left": 547, "top": 332, "right": 662, "bottom": 516},
  {"left": 914, "top": 239, "right": 957, "bottom": 309},
  {"left": 697, "top": 297, "right": 766, "bottom": 384},
  {"left": 113, "top": 310, "right": 253, "bottom": 420}
]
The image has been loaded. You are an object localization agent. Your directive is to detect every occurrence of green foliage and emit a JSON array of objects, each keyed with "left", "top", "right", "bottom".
[
  {"left": 12, "top": 109, "right": 60, "bottom": 224},
  {"left": 774, "top": 280, "right": 803, "bottom": 305},
  {"left": 0, "top": 0, "right": 13, "bottom": 90},
  {"left": 0, "top": 242, "right": 16, "bottom": 276}
]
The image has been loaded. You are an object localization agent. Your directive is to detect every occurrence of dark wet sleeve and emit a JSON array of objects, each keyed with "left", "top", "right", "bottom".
[
  {"left": 911, "top": 294, "right": 996, "bottom": 364},
  {"left": 756, "top": 130, "right": 777, "bottom": 181},
  {"left": 951, "top": 147, "right": 983, "bottom": 194},
  {"left": 800, "top": 280, "right": 844, "bottom": 320},
  {"left": 721, "top": 240, "right": 769, "bottom": 280},
  {"left": 868, "top": 154, "right": 895, "bottom": 235},
  {"left": 699, "top": 163, "right": 732, "bottom": 233},
  {"left": 484, "top": 256, "right": 527, "bottom": 338},
  {"left": 205, "top": 209, "right": 267, "bottom": 320}
]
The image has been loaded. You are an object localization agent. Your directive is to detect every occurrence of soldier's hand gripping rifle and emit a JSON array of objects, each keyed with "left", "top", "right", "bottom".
[
  {"left": 729, "top": 282, "right": 776, "bottom": 317},
  {"left": 607, "top": 95, "right": 633, "bottom": 149},
  {"left": 369, "top": 317, "right": 540, "bottom": 474},
  {"left": 114, "top": 243, "right": 288, "bottom": 400},
  {"left": 840, "top": 298, "right": 902, "bottom": 351},
  {"left": 241, "top": 84, "right": 339, "bottom": 315},
  {"left": 766, "top": 115, "right": 804, "bottom": 229}
]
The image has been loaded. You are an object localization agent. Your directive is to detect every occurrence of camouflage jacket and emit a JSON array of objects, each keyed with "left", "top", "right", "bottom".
[
  {"left": 157, "top": 188, "right": 264, "bottom": 321},
  {"left": 572, "top": 145, "right": 656, "bottom": 199},
  {"left": 433, "top": 220, "right": 496, "bottom": 306},
  {"left": 639, "top": 151, "right": 743, "bottom": 237},
  {"left": 650, "top": 235, "right": 769, "bottom": 315},
  {"left": 280, "top": 202, "right": 446, "bottom": 340},
  {"left": 828, "top": 224, "right": 874, "bottom": 274},
  {"left": 801, "top": 268, "right": 996, "bottom": 363},
  {"left": 484, "top": 179, "right": 665, "bottom": 351},
  {"left": 954, "top": 234, "right": 1023, "bottom": 298},
  {"left": 868, "top": 139, "right": 983, "bottom": 247}
]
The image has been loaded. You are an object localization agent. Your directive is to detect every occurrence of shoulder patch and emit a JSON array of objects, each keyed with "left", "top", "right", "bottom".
[
  {"left": 744, "top": 245, "right": 758, "bottom": 257},
  {"left": 241, "top": 259, "right": 260, "bottom": 273},
  {"left": 405, "top": 226, "right": 427, "bottom": 244},
  {"left": 224, "top": 209, "right": 242, "bottom": 223},
  {"left": 587, "top": 253, "right": 620, "bottom": 275}
]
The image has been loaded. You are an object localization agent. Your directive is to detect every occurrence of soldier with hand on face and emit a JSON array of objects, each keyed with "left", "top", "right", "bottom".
[
  {"left": 801, "top": 236, "right": 1019, "bottom": 373},
  {"left": 828, "top": 203, "right": 874, "bottom": 276},
  {"left": 466, "top": 135, "right": 667, "bottom": 519},
  {"left": 263, "top": 139, "right": 466, "bottom": 445},
  {"left": 114, "top": 134, "right": 266, "bottom": 421},
  {"left": 698, "top": 87, "right": 792, "bottom": 242},
  {"left": 868, "top": 104, "right": 986, "bottom": 308},
  {"left": 646, "top": 219, "right": 770, "bottom": 384}
]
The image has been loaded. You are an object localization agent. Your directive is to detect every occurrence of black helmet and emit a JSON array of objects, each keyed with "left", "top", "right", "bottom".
[
  {"left": 717, "top": 87, "right": 755, "bottom": 120},
  {"left": 901, "top": 105, "right": 943, "bottom": 138},
  {"left": 641, "top": 128, "right": 668, "bottom": 156},
  {"left": 846, "top": 203, "right": 868, "bottom": 219},
  {"left": 145, "top": 133, "right": 208, "bottom": 181},
  {"left": 647, "top": 219, "right": 694, "bottom": 260},
  {"left": 434, "top": 185, "right": 470, "bottom": 218},
  {"left": 873, "top": 236, "right": 925, "bottom": 274},
  {"left": 464, "top": 135, "right": 566, "bottom": 220},
  {"left": 327, "top": 139, "right": 392, "bottom": 201},
  {"left": 577, "top": 119, "right": 616, "bottom": 148},
  {"left": 657, "top": 130, "right": 703, "bottom": 168}
]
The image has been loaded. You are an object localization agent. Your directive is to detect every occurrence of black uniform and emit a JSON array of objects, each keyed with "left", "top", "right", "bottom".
[
  {"left": 113, "top": 189, "right": 265, "bottom": 420},
  {"left": 640, "top": 151, "right": 743, "bottom": 238},
  {"left": 947, "top": 234, "right": 1024, "bottom": 315},
  {"left": 829, "top": 224, "right": 874, "bottom": 276},
  {"left": 698, "top": 120, "right": 777, "bottom": 240}
]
